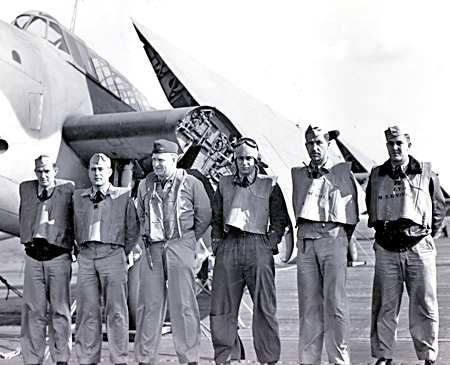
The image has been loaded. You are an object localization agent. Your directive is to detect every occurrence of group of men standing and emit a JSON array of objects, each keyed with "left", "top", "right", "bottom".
[{"left": 18, "top": 123, "right": 445, "bottom": 365}]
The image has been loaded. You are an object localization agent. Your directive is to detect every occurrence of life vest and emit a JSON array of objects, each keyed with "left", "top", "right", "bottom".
[
  {"left": 219, "top": 174, "right": 276, "bottom": 234},
  {"left": 73, "top": 185, "right": 138, "bottom": 248},
  {"left": 291, "top": 162, "right": 358, "bottom": 225},
  {"left": 19, "top": 179, "right": 74, "bottom": 249},
  {"left": 145, "top": 169, "right": 187, "bottom": 242},
  {"left": 368, "top": 162, "right": 432, "bottom": 228}
]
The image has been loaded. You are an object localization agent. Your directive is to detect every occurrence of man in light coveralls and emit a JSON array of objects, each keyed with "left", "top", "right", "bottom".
[{"left": 134, "top": 139, "right": 211, "bottom": 365}]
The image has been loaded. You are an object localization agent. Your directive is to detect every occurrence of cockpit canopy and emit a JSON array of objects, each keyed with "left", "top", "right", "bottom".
[{"left": 13, "top": 11, "right": 151, "bottom": 112}]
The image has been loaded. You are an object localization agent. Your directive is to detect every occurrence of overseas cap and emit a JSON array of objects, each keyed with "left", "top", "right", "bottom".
[
  {"left": 384, "top": 125, "right": 409, "bottom": 141},
  {"left": 35, "top": 154, "right": 54, "bottom": 169},
  {"left": 89, "top": 153, "right": 111, "bottom": 167},
  {"left": 305, "top": 124, "right": 340, "bottom": 141},
  {"left": 152, "top": 139, "right": 179, "bottom": 154}
]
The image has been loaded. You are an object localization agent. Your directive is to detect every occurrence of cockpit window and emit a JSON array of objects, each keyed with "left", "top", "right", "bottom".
[
  {"left": 48, "top": 21, "right": 69, "bottom": 53},
  {"left": 12, "top": 12, "right": 151, "bottom": 111},
  {"left": 15, "top": 15, "right": 69, "bottom": 54},
  {"left": 26, "top": 16, "right": 47, "bottom": 39},
  {"left": 13, "top": 15, "right": 30, "bottom": 29}
]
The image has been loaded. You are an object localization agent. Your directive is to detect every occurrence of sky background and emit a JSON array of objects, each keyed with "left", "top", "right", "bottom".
[{"left": 3, "top": 0, "right": 450, "bottom": 187}]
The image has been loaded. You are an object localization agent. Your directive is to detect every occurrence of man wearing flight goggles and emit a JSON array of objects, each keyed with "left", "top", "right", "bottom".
[{"left": 210, "top": 137, "right": 289, "bottom": 365}]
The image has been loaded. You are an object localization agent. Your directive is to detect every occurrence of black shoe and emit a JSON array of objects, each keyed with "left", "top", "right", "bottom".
[
  {"left": 57, "top": 363, "right": 68, "bottom": 365},
  {"left": 425, "top": 361, "right": 436, "bottom": 365},
  {"left": 375, "top": 358, "right": 394, "bottom": 365},
  {"left": 188, "top": 363, "right": 198, "bottom": 365}
]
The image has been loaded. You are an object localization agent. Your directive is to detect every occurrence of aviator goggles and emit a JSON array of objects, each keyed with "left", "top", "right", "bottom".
[{"left": 233, "top": 137, "right": 259, "bottom": 150}]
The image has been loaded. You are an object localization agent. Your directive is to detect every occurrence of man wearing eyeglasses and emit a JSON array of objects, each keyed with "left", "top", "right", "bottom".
[
  {"left": 367, "top": 126, "right": 445, "bottom": 365},
  {"left": 210, "top": 137, "right": 289, "bottom": 365},
  {"left": 73, "top": 153, "right": 140, "bottom": 365},
  {"left": 19, "top": 155, "right": 74, "bottom": 365},
  {"left": 291, "top": 125, "right": 359, "bottom": 365}
]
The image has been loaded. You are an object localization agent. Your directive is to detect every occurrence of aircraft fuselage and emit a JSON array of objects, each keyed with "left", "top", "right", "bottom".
[{"left": 0, "top": 13, "right": 145, "bottom": 235}]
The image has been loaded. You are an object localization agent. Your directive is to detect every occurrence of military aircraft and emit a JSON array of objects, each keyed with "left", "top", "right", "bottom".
[
  {"left": 131, "top": 20, "right": 377, "bottom": 259},
  {"left": 0, "top": 10, "right": 375, "bottom": 269},
  {"left": 0, "top": 10, "right": 238, "bottom": 233}
]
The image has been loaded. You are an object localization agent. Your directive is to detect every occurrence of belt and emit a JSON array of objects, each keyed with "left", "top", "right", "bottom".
[
  {"left": 82, "top": 241, "right": 120, "bottom": 249},
  {"left": 226, "top": 226, "right": 261, "bottom": 236}
]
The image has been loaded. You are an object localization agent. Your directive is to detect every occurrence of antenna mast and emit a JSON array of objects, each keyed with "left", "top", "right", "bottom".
[{"left": 70, "top": 0, "right": 79, "bottom": 32}]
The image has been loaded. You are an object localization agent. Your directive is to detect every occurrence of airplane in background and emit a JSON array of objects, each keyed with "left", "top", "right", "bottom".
[
  {"left": 131, "top": 20, "right": 378, "bottom": 259},
  {"left": 0, "top": 10, "right": 376, "bottom": 269},
  {"left": 0, "top": 10, "right": 238, "bottom": 234}
]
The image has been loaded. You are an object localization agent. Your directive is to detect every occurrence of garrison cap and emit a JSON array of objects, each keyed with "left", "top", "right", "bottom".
[
  {"left": 89, "top": 153, "right": 111, "bottom": 167},
  {"left": 384, "top": 125, "right": 409, "bottom": 141},
  {"left": 305, "top": 124, "right": 340, "bottom": 141},
  {"left": 152, "top": 139, "right": 179, "bottom": 154},
  {"left": 35, "top": 154, "right": 54, "bottom": 169}
]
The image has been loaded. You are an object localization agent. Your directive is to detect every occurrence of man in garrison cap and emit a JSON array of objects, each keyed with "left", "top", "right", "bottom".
[
  {"left": 367, "top": 126, "right": 445, "bottom": 365},
  {"left": 72, "top": 153, "right": 140, "bottom": 365},
  {"left": 291, "top": 125, "right": 359, "bottom": 365},
  {"left": 210, "top": 137, "right": 289, "bottom": 365},
  {"left": 134, "top": 139, "right": 211, "bottom": 365},
  {"left": 19, "top": 155, "right": 75, "bottom": 365}
]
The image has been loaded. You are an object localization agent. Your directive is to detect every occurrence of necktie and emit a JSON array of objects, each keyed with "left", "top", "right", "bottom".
[
  {"left": 92, "top": 190, "right": 105, "bottom": 204},
  {"left": 38, "top": 189, "right": 49, "bottom": 201},
  {"left": 241, "top": 177, "right": 250, "bottom": 188},
  {"left": 312, "top": 166, "right": 320, "bottom": 179},
  {"left": 391, "top": 165, "right": 405, "bottom": 180},
  {"left": 307, "top": 166, "right": 320, "bottom": 179}
]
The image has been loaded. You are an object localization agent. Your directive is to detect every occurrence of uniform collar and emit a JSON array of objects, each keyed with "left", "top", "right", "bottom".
[
  {"left": 92, "top": 183, "right": 112, "bottom": 197},
  {"left": 309, "top": 157, "right": 332, "bottom": 172},
  {"left": 37, "top": 185, "right": 55, "bottom": 195},
  {"left": 37, "top": 185, "right": 55, "bottom": 199},
  {"left": 157, "top": 170, "right": 176, "bottom": 187},
  {"left": 378, "top": 155, "right": 422, "bottom": 176},
  {"left": 81, "top": 183, "right": 112, "bottom": 197},
  {"left": 234, "top": 168, "right": 257, "bottom": 186}
]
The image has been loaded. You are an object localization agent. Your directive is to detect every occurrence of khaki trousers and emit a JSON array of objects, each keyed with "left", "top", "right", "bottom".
[
  {"left": 75, "top": 244, "right": 129, "bottom": 364},
  {"left": 371, "top": 237, "right": 438, "bottom": 361},
  {"left": 134, "top": 230, "right": 200, "bottom": 364},
  {"left": 297, "top": 236, "right": 350, "bottom": 365},
  {"left": 21, "top": 254, "right": 72, "bottom": 364}
]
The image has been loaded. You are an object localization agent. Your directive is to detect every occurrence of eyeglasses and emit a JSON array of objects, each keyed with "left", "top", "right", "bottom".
[{"left": 233, "top": 137, "right": 258, "bottom": 150}]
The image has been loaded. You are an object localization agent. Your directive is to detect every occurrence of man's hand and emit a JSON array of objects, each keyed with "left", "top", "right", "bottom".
[
  {"left": 211, "top": 238, "right": 222, "bottom": 256},
  {"left": 266, "top": 229, "right": 279, "bottom": 255},
  {"left": 127, "top": 244, "right": 143, "bottom": 269}
]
